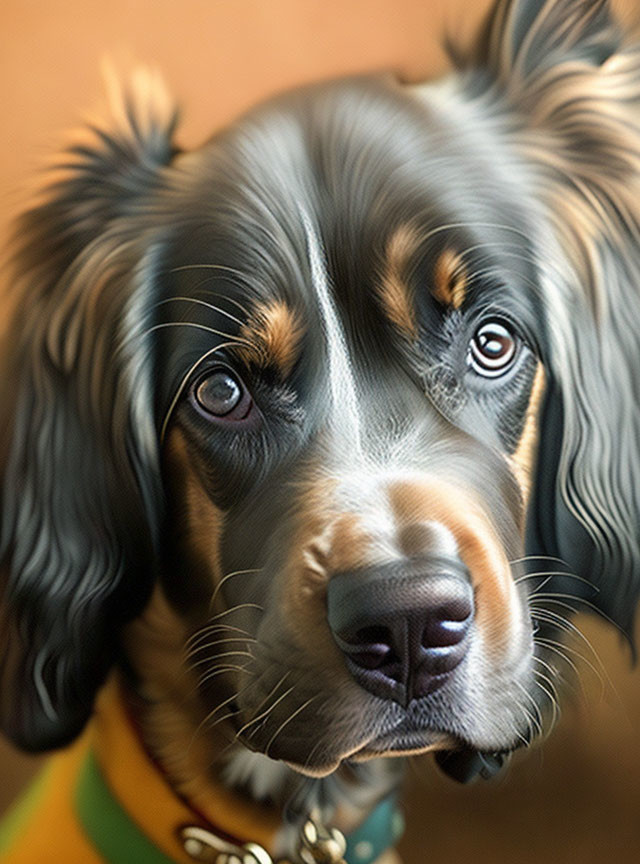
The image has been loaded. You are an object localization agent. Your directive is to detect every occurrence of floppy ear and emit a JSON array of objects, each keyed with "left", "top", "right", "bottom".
[
  {"left": 458, "top": 0, "right": 640, "bottom": 638},
  {"left": 431, "top": 0, "right": 640, "bottom": 789},
  {"left": 0, "top": 69, "right": 178, "bottom": 750}
]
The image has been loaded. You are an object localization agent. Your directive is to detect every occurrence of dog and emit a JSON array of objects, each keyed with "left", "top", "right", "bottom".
[{"left": 1, "top": 0, "right": 639, "bottom": 861}]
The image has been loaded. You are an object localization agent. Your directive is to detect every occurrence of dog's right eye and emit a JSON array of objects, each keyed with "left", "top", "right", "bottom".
[{"left": 192, "top": 368, "right": 254, "bottom": 421}]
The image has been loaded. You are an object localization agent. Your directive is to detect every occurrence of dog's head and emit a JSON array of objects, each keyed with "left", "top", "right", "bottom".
[{"left": 1, "top": 0, "right": 639, "bottom": 783}]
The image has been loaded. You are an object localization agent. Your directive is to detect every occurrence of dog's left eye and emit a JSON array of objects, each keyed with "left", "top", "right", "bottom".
[
  {"left": 192, "top": 368, "right": 254, "bottom": 421},
  {"left": 468, "top": 320, "right": 518, "bottom": 378}
]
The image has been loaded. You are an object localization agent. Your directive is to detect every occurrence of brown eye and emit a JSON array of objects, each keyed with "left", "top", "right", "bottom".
[
  {"left": 193, "top": 369, "right": 252, "bottom": 420},
  {"left": 468, "top": 320, "right": 518, "bottom": 378}
]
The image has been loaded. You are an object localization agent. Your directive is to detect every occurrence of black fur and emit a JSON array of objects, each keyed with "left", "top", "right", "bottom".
[{"left": 1, "top": 0, "right": 638, "bottom": 803}]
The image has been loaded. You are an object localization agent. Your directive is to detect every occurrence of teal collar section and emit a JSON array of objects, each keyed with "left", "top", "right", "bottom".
[
  {"left": 75, "top": 748, "right": 403, "bottom": 864},
  {"left": 344, "top": 794, "right": 404, "bottom": 864}
]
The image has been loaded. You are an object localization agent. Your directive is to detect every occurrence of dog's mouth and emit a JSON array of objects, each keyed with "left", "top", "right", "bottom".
[
  {"left": 352, "top": 716, "right": 456, "bottom": 758},
  {"left": 263, "top": 703, "right": 468, "bottom": 775}
]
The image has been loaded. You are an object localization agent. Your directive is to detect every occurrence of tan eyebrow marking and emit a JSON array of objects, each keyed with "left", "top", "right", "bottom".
[
  {"left": 510, "top": 364, "right": 546, "bottom": 510},
  {"left": 238, "top": 299, "right": 303, "bottom": 377},
  {"left": 378, "top": 225, "right": 419, "bottom": 339},
  {"left": 433, "top": 249, "right": 467, "bottom": 310}
]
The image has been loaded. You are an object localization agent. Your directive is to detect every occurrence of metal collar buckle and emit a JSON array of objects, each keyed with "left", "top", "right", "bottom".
[{"left": 180, "top": 811, "right": 347, "bottom": 864}]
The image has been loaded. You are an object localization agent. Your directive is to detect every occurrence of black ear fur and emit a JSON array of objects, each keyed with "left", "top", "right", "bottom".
[
  {"left": 0, "top": 69, "right": 178, "bottom": 750},
  {"left": 435, "top": 0, "right": 640, "bottom": 786},
  {"left": 525, "top": 381, "right": 604, "bottom": 614}
]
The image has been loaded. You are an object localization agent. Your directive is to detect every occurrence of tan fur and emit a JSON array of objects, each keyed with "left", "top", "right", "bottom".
[
  {"left": 23, "top": 63, "right": 175, "bottom": 213},
  {"left": 387, "top": 479, "right": 517, "bottom": 657},
  {"left": 124, "top": 428, "right": 231, "bottom": 797},
  {"left": 281, "top": 471, "right": 519, "bottom": 661},
  {"left": 378, "top": 226, "right": 419, "bottom": 338},
  {"left": 164, "top": 427, "right": 224, "bottom": 594},
  {"left": 510, "top": 364, "right": 546, "bottom": 512},
  {"left": 122, "top": 585, "right": 224, "bottom": 802},
  {"left": 238, "top": 299, "right": 303, "bottom": 377},
  {"left": 433, "top": 249, "right": 467, "bottom": 310}
]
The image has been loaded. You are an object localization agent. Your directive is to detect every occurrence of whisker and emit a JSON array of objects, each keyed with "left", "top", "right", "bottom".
[
  {"left": 532, "top": 672, "right": 560, "bottom": 734},
  {"left": 240, "top": 671, "right": 293, "bottom": 733},
  {"left": 266, "top": 695, "right": 319, "bottom": 757},
  {"left": 197, "top": 663, "right": 251, "bottom": 689},
  {"left": 530, "top": 593, "right": 622, "bottom": 634},
  {"left": 185, "top": 636, "right": 256, "bottom": 661},
  {"left": 185, "top": 623, "right": 254, "bottom": 649},
  {"left": 186, "top": 678, "right": 259, "bottom": 757},
  {"left": 237, "top": 684, "right": 296, "bottom": 740},
  {"left": 209, "top": 568, "right": 263, "bottom": 613},
  {"left": 154, "top": 296, "right": 245, "bottom": 327},
  {"left": 530, "top": 608, "right": 620, "bottom": 701},
  {"left": 169, "top": 263, "right": 258, "bottom": 288},
  {"left": 188, "top": 650, "right": 255, "bottom": 671},
  {"left": 208, "top": 602, "right": 264, "bottom": 621},
  {"left": 514, "top": 570, "right": 597, "bottom": 589},
  {"left": 532, "top": 655, "right": 561, "bottom": 679},
  {"left": 198, "top": 290, "right": 253, "bottom": 318},
  {"left": 535, "top": 636, "right": 605, "bottom": 699},
  {"left": 510, "top": 554, "right": 571, "bottom": 566},
  {"left": 160, "top": 339, "right": 247, "bottom": 441},
  {"left": 513, "top": 681, "right": 543, "bottom": 739},
  {"left": 143, "top": 320, "right": 254, "bottom": 348}
]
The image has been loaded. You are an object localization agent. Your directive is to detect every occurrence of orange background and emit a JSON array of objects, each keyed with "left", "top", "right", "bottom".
[{"left": 1, "top": 2, "right": 639, "bottom": 862}]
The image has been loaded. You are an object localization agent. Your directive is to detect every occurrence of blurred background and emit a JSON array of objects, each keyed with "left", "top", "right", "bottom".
[{"left": 1, "top": 1, "right": 639, "bottom": 861}]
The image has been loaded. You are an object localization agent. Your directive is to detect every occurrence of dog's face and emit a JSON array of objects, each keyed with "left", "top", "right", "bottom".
[
  {"left": 1, "top": 0, "right": 639, "bottom": 787},
  {"left": 154, "top": 77, "right": 542, "bottom": 774}
]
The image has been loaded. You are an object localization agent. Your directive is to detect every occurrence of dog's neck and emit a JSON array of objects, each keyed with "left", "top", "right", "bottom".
[{"left": 121, "top": 587, "right": 404, "bottom": 862}]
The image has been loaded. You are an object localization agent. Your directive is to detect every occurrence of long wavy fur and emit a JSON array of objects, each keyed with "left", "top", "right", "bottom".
[
  {"left": 0, "top": 1, "right": 639, "bottom": 755},
  {"left": 452, "top": 0, "right": 640, "bottom": 638},
  {"left": 0, "top": 69, "right": 177, "bottom": 749}
]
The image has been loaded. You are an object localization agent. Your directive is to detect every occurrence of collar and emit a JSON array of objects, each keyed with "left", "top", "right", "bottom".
[{"left": 82, "top": 682, "right": 403, "bottom": 864}]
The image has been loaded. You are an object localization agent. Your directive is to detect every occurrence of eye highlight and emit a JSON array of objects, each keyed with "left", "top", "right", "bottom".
[
  {"left": 192, "top": 368, "right": 254, "bottom": 421},
  {"left": 468, "top": 320, "right": 518, "bottom": 378}
]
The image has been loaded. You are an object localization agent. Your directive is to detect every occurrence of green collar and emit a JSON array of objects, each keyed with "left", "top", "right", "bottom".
[{"left": 75, "top": 749, "right": 403, "bottom": 864}]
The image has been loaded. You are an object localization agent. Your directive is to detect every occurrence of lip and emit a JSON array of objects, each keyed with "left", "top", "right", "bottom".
[{"left": 351, "top": 719, "right": 456, "bottom": 760}]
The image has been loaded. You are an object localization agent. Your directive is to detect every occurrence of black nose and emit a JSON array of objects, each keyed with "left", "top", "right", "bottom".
[{"left": 327, "top": 559, "right": 474, "bottom": 706}]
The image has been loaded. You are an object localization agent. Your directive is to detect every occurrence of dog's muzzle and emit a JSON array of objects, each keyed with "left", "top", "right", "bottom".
[{"left": 327, "top": 557, "right": 474, "bottom": 707}]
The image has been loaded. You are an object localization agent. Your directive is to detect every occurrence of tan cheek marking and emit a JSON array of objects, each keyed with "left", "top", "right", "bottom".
[
  {"left": 123, "top": 585, "right": 190, "bottom": 703},
  {"left": 120, "top": 587, "right": 275, "bottom": 834},
  {"left": 433, "top": 249, "right": 467, "bottom": 310},
  {"left": 378, "top": 225, "right": 419, "bottom": 339},
  {"left": 123, "top": 430, "right": 242, "bottom": 803},
  {"left": 238, "top": 299, "right": 303, "bottom": 377},
  {"left": 387, "top": 479, "right": 518, "bottom": 657},
  {"left": 163, "top": 428, "right": 224, "bottom": 593},
  {"left": 510, "top": 364, "right": 546, "bottom": 511}
]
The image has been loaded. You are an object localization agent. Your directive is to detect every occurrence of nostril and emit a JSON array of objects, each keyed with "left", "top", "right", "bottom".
[
  {"left": 422, "top": 596, "right": 474, "bottom": 649},
  {"left": 327, "top": 561, "right": 475, "bottom": 704},
  {"left": 349, "top": 645, "right": 391, "bottom": 670},
  {"left": 355, "top": 625, "right": 392, "bottom": 646},
  {"left": 422, "top": 617, "right": 469, "bottom": 648},
  {"left": 337, "top": 625, "right": 397, "bottom": 670}
]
